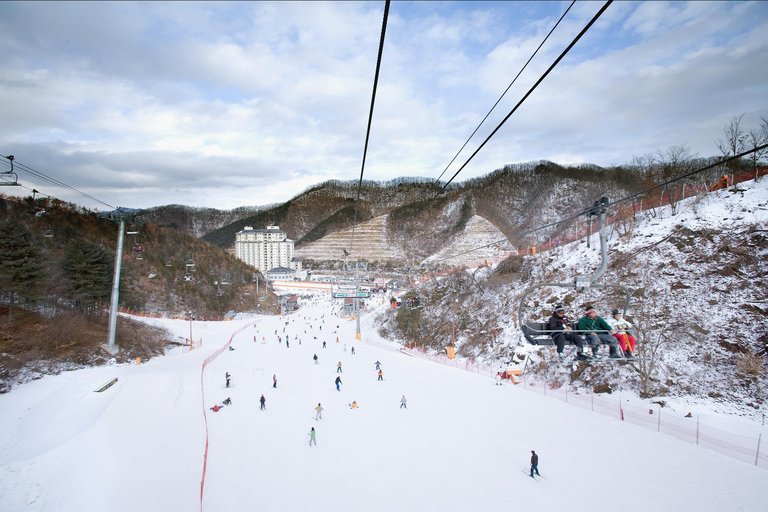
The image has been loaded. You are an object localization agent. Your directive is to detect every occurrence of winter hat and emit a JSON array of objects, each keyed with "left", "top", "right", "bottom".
[
  {"left": 585, "top": 306, "right": 596, "bottom": 314},
  {"left": 612, "top": 308, "right": 621, "bottom": 315},
  {"left": 554, "top": 305, "right": 565, "bottom": 312}
]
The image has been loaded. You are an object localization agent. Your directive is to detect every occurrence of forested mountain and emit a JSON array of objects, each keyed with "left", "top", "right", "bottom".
[
  {"left": 137, "top": 204, "right": 271, "bottom": 238},
  {"left": 199, "top": 157, "right": 734, "bottom": 266},
  {"left": 0, "top": 195, "right": 279, "bottom": 391}
]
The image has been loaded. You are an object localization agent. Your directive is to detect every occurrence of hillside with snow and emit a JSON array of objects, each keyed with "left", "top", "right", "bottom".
[
  {"left": 1, "top": 297, "right": 767, "bottom": 512},
  {"left": 375, "top": 177, "right": 768, "bottom": 420}
]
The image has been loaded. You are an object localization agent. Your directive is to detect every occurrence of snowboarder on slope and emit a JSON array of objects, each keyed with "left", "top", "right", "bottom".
[
  {"left": 400, "top": 395, "right": 407, "bottom": 409},
  {"left": 260, "top": 395, "right": 266, "bottom": 410},
  {"left": 530, "top": 450, "right": 540, "bottom": 477},
  {"left": 377, "top": 369, "right": 383, "bottom": 381},
  {"left": 337, "top": 361, "right": 343, "bottom": 373},
  {"left": 313, "top": 354, "right": 319, "bottom": 365},
  {"left": 225, "top": 372, "right": 231, "bottom": 388},
  {"left": 273, "top": 374, "right": 277, "bottom": 388},
  {"left": 335, "top": 376, "right": 343, "bottom": 391}
]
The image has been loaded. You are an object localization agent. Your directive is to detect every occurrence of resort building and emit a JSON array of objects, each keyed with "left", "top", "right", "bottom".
[{"left": 235, "top": 225, "right": 295, "bottom": 272}]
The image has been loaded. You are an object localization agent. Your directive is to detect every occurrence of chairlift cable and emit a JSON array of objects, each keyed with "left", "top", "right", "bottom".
[
  {"left": 1, "top": 157, "right": 116, "bottom": 210},
  {"left": 435, "top": 0, "right": 614, "bottom": 197},
  {"left": 349, "top": 0, "right": 390, "bottom": 261},
  {"left": 435, "top": 1, "right": 576, "bottom": 184},
  {"left": 427, "top": 143, "right": 768, "bottom": 267}
]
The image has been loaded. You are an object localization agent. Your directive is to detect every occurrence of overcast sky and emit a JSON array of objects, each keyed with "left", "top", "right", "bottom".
[{"left": 1, "top": 1, "right": 766, "bottom": 211}]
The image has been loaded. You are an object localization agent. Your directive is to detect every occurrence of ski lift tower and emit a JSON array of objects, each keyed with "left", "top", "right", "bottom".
[{"left": 102, "top": 209, "right": 142, "bottom": 355}]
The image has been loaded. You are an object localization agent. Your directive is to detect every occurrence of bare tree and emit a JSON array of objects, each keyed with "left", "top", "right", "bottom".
[
  {"left": 745, "top": 116, "right": 768, "bottom": 177},
  {"left": 717, "top": 114, "right": 746, "bottom": 170},
  {"left": 655, "top": 144, "right": 698, "bottom": 214}
]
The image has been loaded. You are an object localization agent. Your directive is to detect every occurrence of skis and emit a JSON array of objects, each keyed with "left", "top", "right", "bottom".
[
  {"left": 561, "top": 355, "right": 649, "bottom": 364},
  {"left": 521, "top": 469, "right": 543, "bottom": 481}
]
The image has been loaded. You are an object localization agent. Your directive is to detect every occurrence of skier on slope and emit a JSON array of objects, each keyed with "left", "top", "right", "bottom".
[
  {"left": 225, "top": 372, "right": 231, "bottom": 388},
  {"left": 530, "top": 450, "right": 540, "bottom": 478},
  {"left": 400, "top": 395, "right": 407, "bottom": 409},
  {"left": 374, "top": 361, "right": 381, "bottom": 371},
  {"left": 335, "top": 376, "right": 343, "bottom": 391},
  {"left": 313, "top": 354, "right": 319, "bottom": 365},
  {"left": 273, "top": 374, "right": 278, "bottom": 388},
  {"left": 309, "top": 427, "right": 317, "bottom": 447},
  {"left": 260, "top": 395, "right": 266, "bottom": 410},
  {"left": 315, "top": 403, "right": 324, "bottom": 420}
]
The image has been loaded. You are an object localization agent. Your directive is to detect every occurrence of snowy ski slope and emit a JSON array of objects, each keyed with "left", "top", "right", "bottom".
[{"left": 1, "top": 297, "right": 767, "bottom": 512}]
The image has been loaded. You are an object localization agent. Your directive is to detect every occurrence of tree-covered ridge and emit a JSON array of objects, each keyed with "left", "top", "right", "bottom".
[{"left": 0, "top": 193, "right": 280, "bottom": 391}]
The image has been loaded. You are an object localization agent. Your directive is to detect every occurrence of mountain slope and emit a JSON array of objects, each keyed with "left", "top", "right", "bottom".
[{"left": 374, "top": 177, "right": 768, "bottom": 418}]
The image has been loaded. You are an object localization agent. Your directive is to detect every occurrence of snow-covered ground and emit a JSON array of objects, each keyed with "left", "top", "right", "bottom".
[{"left": 1, "top": 295, "right": 767, "bottom": 512}]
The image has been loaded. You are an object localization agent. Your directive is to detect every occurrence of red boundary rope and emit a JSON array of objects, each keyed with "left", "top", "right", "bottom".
[{"left": 199, "top": 322, "right": 250, "bottom": 511}]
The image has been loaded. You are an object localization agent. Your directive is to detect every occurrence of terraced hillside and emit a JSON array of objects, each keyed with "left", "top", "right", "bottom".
[
  {"left": 295, "top": 213, "right": 514, "bottom": 266},
  {"left": 423, "top": 215, "right": 516, "bottom": 266},
  {"left": 295, "top": 215, "right": 397, "bottom": 263}
]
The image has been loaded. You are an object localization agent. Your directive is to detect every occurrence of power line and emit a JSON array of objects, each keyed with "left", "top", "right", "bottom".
[
  {"left": 436, "top": 1, "right": 576, "bottom": 184},
  {"left": 349, "top": 0, "right": 390, "bottom": 256},
  {"left": 436, "top": 0, "right": 613, "bottom": 197},
  {"left": 427, "top": 143, "right": 768, "bottom": 266}
]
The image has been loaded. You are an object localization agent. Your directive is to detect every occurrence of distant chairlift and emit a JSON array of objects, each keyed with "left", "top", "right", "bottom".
[
  {"left": 1, "top": 155, "right": 20, "bottom": 187},
  {"left": 127, "top": 230, "right": 144, "bottom": 260}
]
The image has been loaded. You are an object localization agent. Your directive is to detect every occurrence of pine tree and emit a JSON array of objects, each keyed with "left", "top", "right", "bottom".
[
  {"left": 0, "top": 218, "right": 46, "bottom": 323},
  {"left": 61, "top": 239, "right": 113, "bottom": 314}
]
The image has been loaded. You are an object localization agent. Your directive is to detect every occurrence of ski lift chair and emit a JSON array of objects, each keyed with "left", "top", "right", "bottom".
[{"left": 518, "top": 197, "right": 633, "bottom": 351}]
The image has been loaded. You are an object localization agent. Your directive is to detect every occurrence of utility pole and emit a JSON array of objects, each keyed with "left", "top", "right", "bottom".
[
  {"left": 355, "top": 259, "right": 361, "bottom": 341},
  {"left": 104, "top": 217, "right": 125, "bottom": 355},
  {"left": 451, "top": 297, "right": 457, "bottom": 347},
  {"left": 189, "top": 310, "right": 194, "bottom": 343}
]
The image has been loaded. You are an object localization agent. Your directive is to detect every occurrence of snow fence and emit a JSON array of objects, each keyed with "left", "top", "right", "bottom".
[{"left": 367, "top": 339, "right": 767, "bottom": 468}]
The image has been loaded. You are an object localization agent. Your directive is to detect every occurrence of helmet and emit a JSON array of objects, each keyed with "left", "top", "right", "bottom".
[{"left": 612, "top": 308, "right": 621, "bottom": 315}]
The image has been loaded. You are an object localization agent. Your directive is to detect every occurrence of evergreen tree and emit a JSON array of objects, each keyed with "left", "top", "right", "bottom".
[
  {"left": 0, "top": 218, "right": 46, "bottom": 323},
  {"left": 61, "top": 239, "right": 113, "bottom": 314}
]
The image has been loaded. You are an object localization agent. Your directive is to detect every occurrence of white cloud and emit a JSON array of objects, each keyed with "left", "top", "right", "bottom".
[{"left": 0, "top": 1, "right": 766, "bottom": 209}]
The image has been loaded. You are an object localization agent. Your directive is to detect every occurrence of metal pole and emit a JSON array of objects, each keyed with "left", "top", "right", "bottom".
[
  {"left": 355, "top": 260, "right": 361, "bottom": 341},
  {"left": 451, "top": 298, "right": 456, "bottom": 346},
  {"left": 105, "top": 218, "right": 125, "bottom": 354},
  {"left": 756, "top": 434, "right": 762, "bottom": 466}
]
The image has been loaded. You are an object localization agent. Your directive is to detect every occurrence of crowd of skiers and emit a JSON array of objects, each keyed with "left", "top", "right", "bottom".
[{"left": 211, "top": 294, "right": 409, "bottom": 450}]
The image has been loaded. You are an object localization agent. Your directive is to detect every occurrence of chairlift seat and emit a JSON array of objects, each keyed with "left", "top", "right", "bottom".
[
  {"left": 522, "top": 323, "right": 556, "bottom": 346},
  {"left": 523, "top": 322, "right": 616, "bottom": 347}
]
